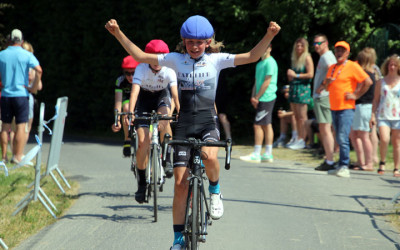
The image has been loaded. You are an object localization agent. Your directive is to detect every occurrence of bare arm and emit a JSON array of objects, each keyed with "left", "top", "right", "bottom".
[
  {"left": 345, "top": 76, "right": 373, "bottom": 100},
  {"left": 105, "top": 19, "right": 159, "bottom": 65},
  {"left": 370, "top": 79, "right": 382, "bottom": 126},
  {"left": 29, "top": 65, "right": 42, "bottom": 94},
  {"left": 254, "top": 75, "right": 271, "bottom": 100},
  {"left": 287, "top": 55, "right": 314, "bottom": 80},
  {"left": 170, "top": 85, "right": 180, "bottom": 114},
  {"left": 234, "top": 22, "right": 280, "bottom": 66}
]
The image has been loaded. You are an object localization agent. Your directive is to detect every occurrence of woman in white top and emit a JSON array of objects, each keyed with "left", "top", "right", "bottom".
[{"left": 371, "top": 54, "right": 400, "bottom": 176}]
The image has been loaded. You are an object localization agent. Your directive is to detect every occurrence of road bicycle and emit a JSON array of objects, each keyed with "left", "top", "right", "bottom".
[
  {"left": 163, "top": 136, "right": 232, "bottom": 249},
  {"left": 115, "top": 110, "right": 175, "bottom": 222}
]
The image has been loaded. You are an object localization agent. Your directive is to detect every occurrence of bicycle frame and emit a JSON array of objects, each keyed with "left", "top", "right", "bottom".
[{"left": 163, "top": 137, "right": 232, "bottom": 249}]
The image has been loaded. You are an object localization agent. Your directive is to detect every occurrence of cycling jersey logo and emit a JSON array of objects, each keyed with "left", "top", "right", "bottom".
[
  {"left": 195, "top": 61, "right": 207, "bottom": 67},
  {"left": 178, "top": 151, "right": 187, "bottom": 156},
  {"left": 255, "top": 111, "right": 269, "bottom": 121}
]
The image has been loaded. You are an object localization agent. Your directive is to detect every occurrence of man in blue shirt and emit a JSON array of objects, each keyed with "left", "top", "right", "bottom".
[{"left": 0, "top": 29, "right": 42, "bottom": 163}]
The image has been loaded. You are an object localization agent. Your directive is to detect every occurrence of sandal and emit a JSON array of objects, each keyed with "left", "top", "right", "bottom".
[
  {"left": 377, "top": 161, "right": 385, "bottom": 175},
  {"left": 394, "top": 169, "right": 400, "bottom": 177}
]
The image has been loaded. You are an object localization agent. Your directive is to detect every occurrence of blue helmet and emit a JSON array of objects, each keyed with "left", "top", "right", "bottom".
[{"left": 180, "top": 15, "right": 214, "bottom": 39}]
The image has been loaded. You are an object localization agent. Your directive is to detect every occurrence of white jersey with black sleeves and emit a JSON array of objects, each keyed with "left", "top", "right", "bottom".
[
  {"left": 158, "top": 52, "right": 236, "bottom": 112},
  {"left": 132, "top": 63, "right": 177, "bottom": 92}
]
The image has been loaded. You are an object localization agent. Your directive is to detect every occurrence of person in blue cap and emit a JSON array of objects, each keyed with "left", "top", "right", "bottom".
[{"left": 106, "top": 15, "right": 280, "bottom": 249}]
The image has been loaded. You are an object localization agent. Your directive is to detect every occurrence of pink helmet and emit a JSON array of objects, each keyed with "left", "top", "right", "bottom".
[
  {"left": 145, "top": 39, "right": 169, "bottom": 54},
  {"left": 121, "top": 56, "right": 139, "bottom": 69}
]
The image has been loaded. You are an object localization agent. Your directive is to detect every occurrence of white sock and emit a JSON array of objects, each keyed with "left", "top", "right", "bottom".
[
  {"left": 292, "top": 131, "right": 298, "bottom": 139},
  {"left": 254, "top": 145, "right": 262, "bottom": 155},
  {"left": 264, "top": 145, "right": 272, "bottom": 155},
  {"left": 279, "top": 133, "right": 286, "bottom": 140},
  {"left": 326, "top": 160, "right": 334, "bottom": 165}
]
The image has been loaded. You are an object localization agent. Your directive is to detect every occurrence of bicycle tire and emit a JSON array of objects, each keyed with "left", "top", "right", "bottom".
[
  {"left": 152, "top": 147, "right": 159, "bottom": 222},
  {"left": 191, "top": 177, "right": 199, "bottom": 250}
]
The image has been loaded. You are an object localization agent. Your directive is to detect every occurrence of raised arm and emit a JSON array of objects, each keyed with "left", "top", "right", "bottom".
[
  {"left": 105, "top": 19, "right": 159, "bottom": 65},
  {"left": 234, "top": 21, "right": 281, "bottom": 66}
]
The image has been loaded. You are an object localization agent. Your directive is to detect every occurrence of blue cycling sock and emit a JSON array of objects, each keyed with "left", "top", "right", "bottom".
[
  {"left": 173, "top": 225, "right": 185, "bottom": 245},
  {"left": 208, "top": 180, "right": 220, "bottom": 194}
]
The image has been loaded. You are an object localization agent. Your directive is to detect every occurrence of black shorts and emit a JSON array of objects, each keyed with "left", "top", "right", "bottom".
[
  {"left": 173, "top": 109, "right": 220, "bottom": 168},
  {"left": 135, "top": 88, "right": 171, "bottom": 128},
  {"left": 254, "top": 99, "right": 275, "bottom": 125},
  {"left": 1, "top": 96, "right": 29, "bottom": 124}
]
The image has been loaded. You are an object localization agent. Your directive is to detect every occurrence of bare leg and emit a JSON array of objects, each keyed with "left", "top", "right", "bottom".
[
  {"left": 370, "top": 124, "right": 379, "bottom": 164},
  {"left": 1, "top": 123, "right": 11, "bottom": 161},
  {"left": 173, "top": 167, "right": 189, "bottom": 225},
  {"left": 350, "top": 129, "right": 363, "bottom": 166},
  {"left": 218, "top": 113, "right": 232, "bottom": 139},
  {"left": 14, "top": 122, "right": 28, "bottom": 162},
  {"left": 379, "top": 125, "right": 391, "bottom": 171},
  {"left": 319, "top": 123, "right": 334, "bottom": 162},
  {"left": 392, "top": 130, "right": 400, "bottom": 171},
  {"left": 358, "top": 130, "right": 373, "bottom": 169}
]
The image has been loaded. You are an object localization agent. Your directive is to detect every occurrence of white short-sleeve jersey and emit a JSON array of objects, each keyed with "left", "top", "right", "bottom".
[
  {"left": 132, "top": 63, "right": 177, "bottom": 92},
  {"left": 158, "top": 52, "right": 235, "bottom": 112}
]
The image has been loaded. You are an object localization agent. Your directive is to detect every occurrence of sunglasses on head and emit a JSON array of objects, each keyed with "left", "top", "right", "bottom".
[
  {"left": 313, "top": 41, "right": 326, "bottom": 46},
  {"left": 124, "top": 71, "right": 135, "bottom": 76}
]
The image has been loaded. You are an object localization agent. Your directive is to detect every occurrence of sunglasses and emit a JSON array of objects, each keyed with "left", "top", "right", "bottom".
[
  {"left": 124, "top": 71, "right": 135, "bottom": 76},
  {"left": 313, "top": 41, "right": 326, "bottom": 46}
]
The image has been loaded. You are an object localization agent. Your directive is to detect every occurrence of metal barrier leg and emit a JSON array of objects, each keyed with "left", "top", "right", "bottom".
[
  {"left": 55, "top": 167, "right": 71, "bottom": 189},
  {"left": 0, "top": 238, "right": 8, "bottom": 249},
  {"left": 391, "top": 191, "right": 400, "bottom": 203},
  {"left": 49, "top": 171, "right": 66, "bottom": 194}
]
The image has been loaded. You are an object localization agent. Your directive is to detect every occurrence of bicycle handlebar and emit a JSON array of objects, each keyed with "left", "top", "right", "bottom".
[
  {"left": 134, "top": 111, "right": 177, "bottom": 122},
  {"left": 162, "top": 135, "right": 232, "bottom": 170}
]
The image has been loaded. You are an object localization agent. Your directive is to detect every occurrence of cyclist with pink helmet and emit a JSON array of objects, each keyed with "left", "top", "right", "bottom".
[
  {"left": 127, "top": 39, "right": 179, "bottom": 203},
  {"left": 106, "top": 16, "right": 280, "bottom": 249},
  {"left": 111, "top": 55, "right": 139, "bottom": 157}
]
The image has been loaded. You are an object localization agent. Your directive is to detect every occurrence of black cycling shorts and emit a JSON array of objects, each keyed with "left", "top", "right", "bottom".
[
  {"left": 173, "top": 109, "right": 220, "bottom": 168},
  {"left": 135, "top": 88, "right": 171, "bottom": 128}
]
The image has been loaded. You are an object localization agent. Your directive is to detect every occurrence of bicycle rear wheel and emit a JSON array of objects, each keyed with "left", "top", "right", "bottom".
[{"left": 151, "top": 147, "right": 159, "bottom": 222}]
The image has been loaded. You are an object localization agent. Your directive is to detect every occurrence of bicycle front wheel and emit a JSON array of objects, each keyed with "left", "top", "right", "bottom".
[
  {"left": 151, "top": 147, "right": 159, "bottom": 222},
  {"left": 191, "top": 177, "right": 199, "bottom": 249}
]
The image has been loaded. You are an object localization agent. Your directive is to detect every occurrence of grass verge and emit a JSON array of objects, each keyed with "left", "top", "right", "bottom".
[{"left": 0, "top": 164, "right": 79, "bottom": 249}]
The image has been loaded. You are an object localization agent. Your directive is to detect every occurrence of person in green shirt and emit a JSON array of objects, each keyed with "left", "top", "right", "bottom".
[{"left": 240, "top": 44, "right": 278, "bottom": 163}]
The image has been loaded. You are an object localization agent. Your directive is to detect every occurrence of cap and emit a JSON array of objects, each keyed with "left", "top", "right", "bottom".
[
  {"left": 121, "top": 56, "right": 139, "bottom": 69},
  {"left": 11, "top": 29, "right": 23, "bottom": 42},
  {"left": 145, "top": 39, "right": 169, "bottom": 54},
  {"left": 180, "top": 15, "right": 214, "bottom": 39},
  {"left": 334, "top": 41, "right": 350, "bottom": 52}
]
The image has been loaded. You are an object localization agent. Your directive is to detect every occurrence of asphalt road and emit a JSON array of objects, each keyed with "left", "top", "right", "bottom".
[{"left": 13, "top": 138, "right": 400, "bottom": 250}]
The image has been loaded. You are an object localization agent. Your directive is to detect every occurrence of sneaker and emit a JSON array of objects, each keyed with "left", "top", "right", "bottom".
[
  {"left": 285, "top": 137, "right": 296, "bottom": 148},
  {"left": 164, "top": 161, "right": 173, "bottom": 178},
  {"left": 135, "top": 185, "right": 147, "bottom": 203},
  {"left": 315, "top": 161, "right": 335, "bottom": 171},
  {"left": 336, "top": 166, "right": 350, "bottom": 178},
  {"left": 287, "top": 139, "right": 305, "bottom": 150},
  {"left": 239, "top": 152, "right": 261, "bottom": 163},
  {"left": 261, "top": 153, "right": 273, "bottom": 163},
  {"left": 273, "top": 137, "right": 285, "bottom": 148},
  {"left": 328, "top": 165, "right": 350, "bottom": 178},
  {"left": 170, "top": 243, "right": 184, "bottom": 250},
  {"left": 123, "top": 142, "right": 131, "bottom": 157},
  {"left": 210, "top": 193, "right": 224, "bottom": 220}
]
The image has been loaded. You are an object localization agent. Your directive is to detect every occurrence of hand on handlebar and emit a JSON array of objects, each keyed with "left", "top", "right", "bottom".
[
  {"left": 124, "top": 113, "right": 134, "bottom": 127},
  {"left": 111, "top": 122, "right": 121, "bottom": 132}
]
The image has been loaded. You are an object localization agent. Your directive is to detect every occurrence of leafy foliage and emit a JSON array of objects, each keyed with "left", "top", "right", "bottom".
[{"left": 1, "top": 0, "right": 399, "bottom": 142}]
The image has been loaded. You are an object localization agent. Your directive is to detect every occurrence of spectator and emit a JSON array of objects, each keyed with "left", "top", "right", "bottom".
[
  {"left": 371, "top": 54, "right": 400, "bottom": 176},
  {"left": 349, "top": 48, "right": 377, "bottom": 171},
  {"left": 370, "top": 64, "right": 383, "bottom": 164},
  {"left": 21, "top": 41, "right": 43, "bottom": 148},
  {"left": 312, "top": 34, "right": 337, "bottom": 171},
  {"left": 319, "top": 41, "right": 372, "bottom": 178},
  {"left": 286, "top": 37, "right": 314, "bottom": 150},
  {"left": 240, "top": 44, "right": 278, "bottom": 163},
  {"left": 273, "top": 85, "right": 297, "bottom": 148},
  {"left": 111, "top": 55, "right": 139, "bottom": 157},
  {"left": 0, "top": 29, "right": 42, "bottom": 164}
]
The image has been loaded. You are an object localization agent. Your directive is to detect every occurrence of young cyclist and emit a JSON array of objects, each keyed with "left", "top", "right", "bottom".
[
  {"left": 106, "top": 16, "right": 280, "bottom": 249},
  {"left": 111, "top": 56, "right": 139, "bottom": 157},
  {"left": 127, "top": 39, "right": 180, "bottom": 203}
]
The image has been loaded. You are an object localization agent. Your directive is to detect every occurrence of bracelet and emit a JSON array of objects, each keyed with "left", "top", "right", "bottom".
[{"left": 296, "top": 73, "right": 300, "bottom": 79}]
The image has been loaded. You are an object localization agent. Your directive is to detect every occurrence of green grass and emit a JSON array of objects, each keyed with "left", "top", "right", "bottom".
[{"left": 0, "top": 162, "right": 79, "bottom": 249}]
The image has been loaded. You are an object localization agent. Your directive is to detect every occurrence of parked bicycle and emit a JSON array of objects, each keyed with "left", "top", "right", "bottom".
[
  {"left": 163, "top": 136, "right": 232, "bottom": 249},
  {"left": 115, "top": 109, "right": 176, "bottom": 222}
]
